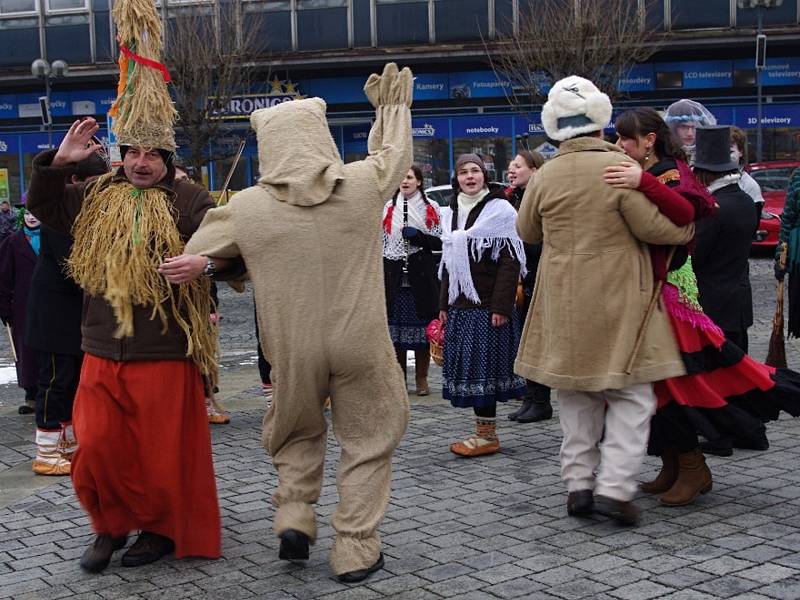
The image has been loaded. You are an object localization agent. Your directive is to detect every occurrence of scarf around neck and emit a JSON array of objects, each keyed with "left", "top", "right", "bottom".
[
  {"left": 457, "top": 189, "right": 489, "bottom": 229},
  {"left": 382, "top": 191, "right": 441, "bottom": 260},
  {"left": 706, "top": 172, "right": 741, "bottom": 195},
  {"left": 24, "top": 226, "right": 40, "bottom": 256},
  {"left": 439, "top": 196, "right": 527, "bottom": 305}
]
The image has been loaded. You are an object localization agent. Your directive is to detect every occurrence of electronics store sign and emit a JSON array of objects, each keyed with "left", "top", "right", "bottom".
[
  {"left": 411, "top": 118, "right": 448, "bottom": 139},
  {"left": 655, "top": 61, "right": 732, "bottom": 90},
  {"left": 0, "top": 96, "right": 15, "bottom": 120},
  {"left": 449, "top": 72, "right": 512, "bottom": 99},
  {"left": 0, "top": 135, "right": 13, "bottom": 154},
  {"left": 735, "top": 105, "right": 800, "bottom": 129},
  {"left": 451, "top": 117, "right": 512, "bottom": 138},
  {"left": 209, "top": 79, "right": 304, "bottom": 119}
]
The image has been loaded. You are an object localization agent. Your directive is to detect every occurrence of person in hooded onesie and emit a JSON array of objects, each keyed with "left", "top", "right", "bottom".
[{"left": 161, "top": 63, "right": 412, "bottom": 583}]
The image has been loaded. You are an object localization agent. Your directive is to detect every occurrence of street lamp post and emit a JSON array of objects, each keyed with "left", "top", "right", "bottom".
[
  {"left": 30, "top": 58, "right": 70, "bottom": 150},
  {"left": 737, "top": 0, "right": 784, "bottom": 162}
]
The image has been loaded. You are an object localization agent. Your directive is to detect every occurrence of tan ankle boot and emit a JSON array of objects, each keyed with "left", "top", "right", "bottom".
[
  {"left": 32, "top": 429, "right": 71, "bottom": 476},
  {"left": 659, "top": 449, "right": 712, "bottom": 506},
  {"left": 640, "top": 448, "right": 679, "bottom": 494},
  {"left": 414, "top": 349, "right": 430, "bottom": 396},
  {"left": 450, "top": 419, "right": 500, "bottom": 457}
]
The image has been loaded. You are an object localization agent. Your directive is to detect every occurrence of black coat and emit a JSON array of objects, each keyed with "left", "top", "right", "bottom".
[
  {"left": 384, "top": 230, "right": 442, "bottom": 321},
  {"left": 693, "top": 182, "right": 758, "bottom": 333},
  {"left": 25, "top": 224, "right": 83, "bottom": 355},
  {"left": 0, "top": 230, "right": 39, "bottom": 388}
]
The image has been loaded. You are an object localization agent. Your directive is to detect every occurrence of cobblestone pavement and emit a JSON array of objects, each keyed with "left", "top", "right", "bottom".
[{"left": 2, "top": 256, "right": 800, "bottom": 599}]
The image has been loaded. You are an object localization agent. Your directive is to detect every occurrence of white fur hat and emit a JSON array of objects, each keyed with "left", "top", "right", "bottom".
[{"left": 541, "top": 76, "right": 613, "bottom": 142}]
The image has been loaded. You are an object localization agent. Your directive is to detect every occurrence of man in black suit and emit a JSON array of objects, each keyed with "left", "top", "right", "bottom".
[
  {"left": 692, "top": 126, "right": 758, "bottom": 354},
  {"left": 692, "top": 125, "right": 765, "bottom": 455},
  {"left": 25, "top": 150, "right": 109, "bottom": 476}
]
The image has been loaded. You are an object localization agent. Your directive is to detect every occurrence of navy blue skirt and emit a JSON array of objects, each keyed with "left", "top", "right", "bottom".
[
  {"left": 389, "top": 287, "right": 430, "bottom": 351},
  {"left": 443, "top": 307, "right": 527, "bottom": 408}
]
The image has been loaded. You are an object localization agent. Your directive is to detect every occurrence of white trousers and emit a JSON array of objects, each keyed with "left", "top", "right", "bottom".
[{"left": 557, "top": 383, "right": 656, "bottom": 502}]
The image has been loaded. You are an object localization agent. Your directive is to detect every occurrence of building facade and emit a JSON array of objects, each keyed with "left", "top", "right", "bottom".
[{"left": 0, "top": 0, "right": 799, "bottom": 199}]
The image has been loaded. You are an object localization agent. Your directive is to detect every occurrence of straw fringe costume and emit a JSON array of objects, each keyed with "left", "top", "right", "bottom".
[
  {"left": 185, "top": 64, "right": 412, "bottom": 576},
  {"left": 25, "top": 0, "right": 223, "bottom": 562}
]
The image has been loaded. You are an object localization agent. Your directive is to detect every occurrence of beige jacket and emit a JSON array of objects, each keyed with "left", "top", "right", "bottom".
[
  {"left": 185, "top": 74, "right": 413, "bottom": 379},
  {"left": 515, "top": 137, "right": 695, "bottom": 391}
]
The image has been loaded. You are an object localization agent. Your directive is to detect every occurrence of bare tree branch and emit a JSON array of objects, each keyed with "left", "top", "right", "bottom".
[
  {"left": 487, "top": 0, "right": 663, "bottom": 114},
  {"left": 163, "top": 3, "right": 268, "bottom": 182}
]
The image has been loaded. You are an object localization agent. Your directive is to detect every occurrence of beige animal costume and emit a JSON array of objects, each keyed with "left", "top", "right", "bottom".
[{"left": 185, "top": 64, "right": 412, "bottom": 575}]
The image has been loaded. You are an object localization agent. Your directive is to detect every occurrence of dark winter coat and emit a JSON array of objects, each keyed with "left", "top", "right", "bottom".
[
  {"left": 0, "top": 229, "right": 39, "bottom": 389},
  {"left": 0, "top": 210, "right": 18, "bottom": 243},
  {"left": 25, "top": 224, "right": 83, "bottom": 356},
  {"left": 26, "top": 149, "right": 244, "bottom": 363},
  {"left": 384, "top": 229, "right": 442, "bottom": 321},
  {"left": 439, "top": 185, "right": 521, "bottom": 317},
  {"left": 693, "top": 182, "right": 758, "bottom": 334},
  {"left": 508, "top": 186, "right": 542, "bottom": 313}
]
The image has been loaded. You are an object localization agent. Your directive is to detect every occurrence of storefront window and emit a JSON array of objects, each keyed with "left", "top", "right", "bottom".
[
  {"left": 376, "top": 0, "right": 428, "bottom": 46},
  {"left": 747, "top": 129, "right": 800, "bottom": 163},
  {"left": 737, "top": 2, "right": 797, "bottom": 27},
  {"left": 412, "top": 118, "right": 450, "bottom": 189},
  {"left": 0, "top": 139, "right": 22, "bottom": 207},
  {"left": 0, "top": 0, "right": 36, "bottom": 14},
  {"left": 296, "top": 2, "right": 348, "bottom": 50},
  {"left": 434, "top": 0, "right": 488, "bottom": 43}
]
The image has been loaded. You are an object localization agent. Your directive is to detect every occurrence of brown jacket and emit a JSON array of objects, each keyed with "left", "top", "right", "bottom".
[
  {"left": 515, "top": 137, "right": 695, "bottom": 391},
  {"left": 439, "top": 187, "right": 521, "bottom": 317},
  {"left": 26, "top": 149, "right": 221, "bottom": 362}
]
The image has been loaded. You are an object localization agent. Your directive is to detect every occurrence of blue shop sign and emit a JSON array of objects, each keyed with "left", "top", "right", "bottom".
[
  {"left": 733, "top": 57, "right": 800, "bottom": 87},
  {"left": 451, "top": 116, "right": 512, "bottom": 138},
  {"left": 299, "top": 76, "right": 365, "bottom": 105},
  {"left": 414, "top": 74, "right": 449, "bottom": 101},
  {"left": 411, "top": 117, "right": 448, "bottom": 140},
  {"left": 449, "top": 71, "right": 512, "bottom": 100},
  {"left": 708, "top": 106, "right": 734, "bottom": 126},
  {"left": 655, "top": 60, "right": 732, "bottom": 89},
  {"left": 0, "top": 134, "right": 15, "bottom": 154},
  {"left": 733, "top": 104, "right": 800, "bottom": 129},
  {"left": 70, "top": 90, "right": 116, "bottom": 116},
  {"left": 514, "top": 114, "right": 545, "bottom": 136},
  {"left": 0, "top": 96, "right": 16, "bottom": 119},
  {"left": 20, "top": 132, "right": 65, "bottom": 153},
  {"left": 618, "top": 64, "right": 655, "bottom": 92}
]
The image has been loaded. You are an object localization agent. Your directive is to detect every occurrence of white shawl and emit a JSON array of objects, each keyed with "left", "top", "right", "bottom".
[{"left": 439, "top": 197, "right": 527, "bottom": 305}]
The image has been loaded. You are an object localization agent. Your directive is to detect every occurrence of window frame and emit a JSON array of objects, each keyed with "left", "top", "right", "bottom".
[
  {"left": 45, "top": 0, "right": 89, "bottom": 14},
  {"left": 0, "top": 0, "right": 39, "bottom": 18}
]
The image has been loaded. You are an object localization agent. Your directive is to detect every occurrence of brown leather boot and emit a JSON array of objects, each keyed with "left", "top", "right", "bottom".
[
  {"left": 414, "top": 348, "right": 430, "bottom": 396},
  {"left": 639, "top": 448, "right": 679, "bottom": 494},
  {"left": 659, "top": 449, "right": 713, "bottom": 507}
]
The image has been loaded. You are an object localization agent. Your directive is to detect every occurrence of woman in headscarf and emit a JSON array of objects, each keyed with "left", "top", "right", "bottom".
[
  {"left": 664, "top": 99, "right": 717, "bottom": 165},
  {"left": 439, "top": 154, "right": 527, "bottom": 457},
  {"left": 382, "top": 165, "right": 442, "bottom": 395}
]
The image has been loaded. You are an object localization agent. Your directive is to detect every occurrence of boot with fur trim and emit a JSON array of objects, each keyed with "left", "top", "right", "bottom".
[
  {"left": 450, "top": 418, "right": 500, "bottom": 457},
  {"left": 32, "top": 429, "right": 71, "bottom": 476}
]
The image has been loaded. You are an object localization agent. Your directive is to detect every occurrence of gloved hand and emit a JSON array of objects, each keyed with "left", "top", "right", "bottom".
[
  {"left": 775, "top": 262, "right": 786, "bottom": 281},
  {"left": 402, "top": 226, "right": 419, "bottom": 240},
  {"left": 364, "top": 63, "right": 414, "bottom": 108}
]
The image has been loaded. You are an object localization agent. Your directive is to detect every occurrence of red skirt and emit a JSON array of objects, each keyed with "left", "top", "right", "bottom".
[
  {"left": 71, "top": 355, "right": 221, "bottom": 559},
  {"left": 649, "top": 284, "right": 800, "bottom": 454}
]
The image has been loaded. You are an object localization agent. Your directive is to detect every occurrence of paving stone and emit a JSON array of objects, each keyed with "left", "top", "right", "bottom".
[
  {"left": 736, "top": 563, "right": 797, "bottom": 584},
  {"left": 695, "top": 575, "right": 762, "bottom": 598},
  {"left": 608, "top": 579, "right": 676, "bottom": 600}
]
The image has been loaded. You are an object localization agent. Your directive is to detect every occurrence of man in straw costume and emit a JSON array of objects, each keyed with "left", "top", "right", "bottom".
[
  {"left": 162, "top": 63, "right": 413, "bottom": 583},
  {"left": 26, "top": 0, "right": 235, "bottom": 573}
]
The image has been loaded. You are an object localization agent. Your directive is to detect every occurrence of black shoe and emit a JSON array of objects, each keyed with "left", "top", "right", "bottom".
[
  {"left": 120, "top": 531, "right": 174, "bottom": 568},
  {"left": 80, "top": 534, "right": 127, "bottom": 573},
  {"left": 18, "top": 404, "right": 34, "bottom": 415},
  {"left": 566, "top": 490, "right": 594, "bottom": 516},
  {"left": 699, "top": 439, "right": 733, "bottom": 457},
  {"left": 733, "top": 432, "right": 769, "bottom": 451},
  {"left": 507, "top": 399, "right": 531, "bottom": 421},
  {"left": 279, "top": 529, "right": 309, "bottom": 561},
  {"left": 516, "top": 399, "right": 553, "bottom": 423},
  {"left": 593, "top": 495, "right": 639, "bottom": 526},
  {"left": 337, "top": 553, "right": 385, "bottom": 583}
]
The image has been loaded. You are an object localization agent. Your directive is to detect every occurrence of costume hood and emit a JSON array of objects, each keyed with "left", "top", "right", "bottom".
[{"left": 250, "top": 97, "right": 345, "bottom": 207}]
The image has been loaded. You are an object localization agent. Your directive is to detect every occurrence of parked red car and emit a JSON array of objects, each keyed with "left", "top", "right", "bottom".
[{"left": 745, "top": 161, "right": 800, "bottom": 248}]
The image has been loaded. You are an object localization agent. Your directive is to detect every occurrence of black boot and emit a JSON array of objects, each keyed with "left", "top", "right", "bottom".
[
  {"left": 279, "top": 529, "right": 310, "bottom": 561},
  {"left": 508, "top": 398, "right": 532, "bottom": 421},
  {"left": 516, "top": 384, "right": 553, "bottom": 423},
  {"left": 699, "top": 437, "right": 733, "bottom": 457},
  {"left": 338, "top": 553, "right": 385, "bottom": 583}
]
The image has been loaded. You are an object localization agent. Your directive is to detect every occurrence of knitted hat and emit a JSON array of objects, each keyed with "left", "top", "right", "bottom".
[
  {"left": 453, "top": 153, "right": 489, "bottom": 191},
  {"left": 541, "top": 76, "right": 612, "bottom": 142},
  {"left": 108, "top": 0, "right": 177, "bottom": 152}
]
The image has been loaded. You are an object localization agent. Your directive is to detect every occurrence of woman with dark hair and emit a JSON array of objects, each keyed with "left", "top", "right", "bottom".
[
  {"left": 382, "top": 165, "right": 442, "bottom": 395},
  {"left": 439, "top": 154, "right": 527, "bottom": 456},
  {"left": 505, "top": 150, "right": 553, "bottom": 423},
  {"left": 605, "top": 107, "right": 800, "bottom": 506}
]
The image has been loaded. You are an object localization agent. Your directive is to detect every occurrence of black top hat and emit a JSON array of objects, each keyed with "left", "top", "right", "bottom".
[{"left": 693, "top": 126, "right": 739, "bottom": 172}]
